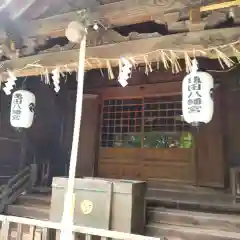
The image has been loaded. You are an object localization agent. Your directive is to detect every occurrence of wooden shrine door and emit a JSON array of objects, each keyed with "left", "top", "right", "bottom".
[{"left": 98, "top": 95, "right": 196, "bottom": 184}]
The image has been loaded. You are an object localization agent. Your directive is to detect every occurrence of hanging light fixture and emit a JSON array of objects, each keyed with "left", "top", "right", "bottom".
[
  {"left": 182, "top": 59, "right": 214, "bottom": 127},
  {"left": 10, "top": 89, "right": 35, "bottom": 128}
]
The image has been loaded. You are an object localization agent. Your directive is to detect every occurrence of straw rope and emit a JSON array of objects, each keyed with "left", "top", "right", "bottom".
[{"left": 1, "top": 39, "right": 239, "bottom": 84}]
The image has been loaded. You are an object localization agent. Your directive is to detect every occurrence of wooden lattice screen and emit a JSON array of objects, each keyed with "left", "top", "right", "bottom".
[{"left": 100, "top": 95, "right": 191, "bottom": 148}]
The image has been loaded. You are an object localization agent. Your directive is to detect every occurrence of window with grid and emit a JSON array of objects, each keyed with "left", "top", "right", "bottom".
[{"left": 101, "top": 96, "right": 192, "bottom": 148}]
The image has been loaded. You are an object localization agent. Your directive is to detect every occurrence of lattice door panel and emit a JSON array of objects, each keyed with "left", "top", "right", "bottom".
[{"left": 100, "top": 96, "right": 191, "bottom": 148}]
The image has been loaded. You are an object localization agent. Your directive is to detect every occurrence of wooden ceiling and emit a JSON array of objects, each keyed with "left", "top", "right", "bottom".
[
  {"left": 1, "top": 0, "right": 123, "bottom": 20},
  {"left": 0, "top": 0, "right": 239, "bottom": 77}
]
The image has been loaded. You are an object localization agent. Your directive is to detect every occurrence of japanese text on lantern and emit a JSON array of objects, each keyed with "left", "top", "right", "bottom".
[
  {"left": 187, "top": 76, "right": 202, "bottom": 114},
  {"left": 11, "top": 93, "right": 23, "bottom": 121}
]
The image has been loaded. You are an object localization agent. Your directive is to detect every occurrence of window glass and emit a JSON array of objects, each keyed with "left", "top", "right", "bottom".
[{"left": 101, "top": 96, "right": 192, "bottom": 148}]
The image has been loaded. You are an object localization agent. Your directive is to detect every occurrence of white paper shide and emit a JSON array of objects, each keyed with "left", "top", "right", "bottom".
[
  {"left": 118, "top": 58, "right": 132, "bottom": 87},
  {"left": 10, "top": 90, "right": 36, "bottom": 128},
  {"left": 182, "top": 60, "right": 214, "bottom": 125}
]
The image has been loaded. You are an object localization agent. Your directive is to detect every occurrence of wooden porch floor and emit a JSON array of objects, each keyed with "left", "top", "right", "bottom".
[{"left": 146, "top": 180, "right": 240, "bottom": 213}]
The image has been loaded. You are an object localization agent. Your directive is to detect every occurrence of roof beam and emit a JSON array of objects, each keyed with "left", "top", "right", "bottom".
[
  {"left": 17, "top": 0, "right": 230, "bottom": 38},
  {"left": 0, "top": 27, "right": 239, "bottom": 78}
]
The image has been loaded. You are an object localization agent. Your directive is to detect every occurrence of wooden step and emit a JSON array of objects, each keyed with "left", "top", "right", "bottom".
[
  {"left": 17, "top": 193, "right": 51, "bottom": 206},
  {"left": 147, "top": 188, "right": 233, "bottom": 202},
  {"left": 31, "top": 186, "right": 52, "bottom": 194},
  {"left": 146, "top": 188, "right": 240, "bottom": 213},
  {"left": 147, "top": 207, "right": 240, "bottom": 233},
  {"left": 6, "top": 204, "right": 50, "bottom": 220},
  {"left": 145, "top": 223, "right": 240, "bottom": 240},
  {"left": 147, "top": 179, "right": 225, "bottom": 195}
]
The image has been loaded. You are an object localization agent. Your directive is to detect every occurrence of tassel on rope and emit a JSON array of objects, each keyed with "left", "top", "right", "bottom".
[
  {"left": 0, "top": 76, "right": 2, "bottom": 89},
  {"left": 85, "top": 60, "right": 93, "bottom": 69},
  {"left": 129, "top": 57, "right": 137, "bottom": 70},
  {"left": 40, "top": 73, "right": 44, "bottom": 83},
  {"left": 148, "top": 53, "right": 153, "bottom": 73},
  {"left": 169, "top": 50, "right": 181, "bottom": 73},
  {"left": 96, "top": 59, "right": 104, "bottom": 77},
  {"left": 143, "top": 55, "right": 152, "bottom": 75},
  {"left": 118, "top": 59, "right": 123, "bottom": 75},
  {"left": 106, "top": 60, "right": 114, "bottom": 80},
  {"left": 60, "top": 71, "right": 65, "bottom": 78},
  {"left": 160, "top": 50, "right": 172, "bottom": 70},
  {"left": 64, "top": 65, "right": 72, "bottom": 75},
  {"left": 230, "top": 44, "right": 240, "bottom": 63},
  {"left": 45, "top": 69, "right": 50, "bottom": 84},
  {"left": 156, "top": 54, "right": 160, "bottom": 70},
  {"left": 149, "top": 61, "right": 153, "bottom": 73},
  {"left": 214, "top": 48, "right": 234, "bottom": 69},
  {"left": 184, "top": 52, "right": 192, "bottom": 73}
]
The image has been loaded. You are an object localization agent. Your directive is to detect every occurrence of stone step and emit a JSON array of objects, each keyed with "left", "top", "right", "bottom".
[
  {"left": 147, "top": 207, "right": 240, "bottom": 233},
  {"left": 145, "top": 223, "right": 240, "bottom": 240},
  {"left": 6, "top": 204, "right": 50, "bottom": 220}
]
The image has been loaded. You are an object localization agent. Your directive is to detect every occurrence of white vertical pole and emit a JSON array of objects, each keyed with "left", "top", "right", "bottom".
[{"left": 60, "top": 35, "right": 87, "bottom": 240}]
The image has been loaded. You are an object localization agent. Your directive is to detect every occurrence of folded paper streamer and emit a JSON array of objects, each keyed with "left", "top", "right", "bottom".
[
  {"left": 52, "top": 67, "right": 61, "bottom": 93},
  {"left": 118, "top": 57, "right": 132, "bottom": 87},
  {"left": 3, "top": 70, "right": 17, "bottom": 95}
]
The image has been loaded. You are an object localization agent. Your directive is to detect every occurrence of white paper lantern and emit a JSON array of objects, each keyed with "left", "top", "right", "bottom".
[
  {"left": 10, "top": 90, "right": 36, "bottom": 128},
  {"left": 182, "top": 71, "right": 214, "bottom": 125}
]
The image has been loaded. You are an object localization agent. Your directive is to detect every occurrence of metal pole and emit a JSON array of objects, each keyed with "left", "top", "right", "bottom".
[{"left": 60, "top": 34, "right": 87, "bottom": 240}]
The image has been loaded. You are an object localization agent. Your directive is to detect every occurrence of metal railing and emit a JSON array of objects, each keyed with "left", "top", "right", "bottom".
[
  {"left": 0, "top": 214, "right": 163, "bottom": 240},
  {"left": 0, "top": 164, "right": 37, "bottom": 212}
]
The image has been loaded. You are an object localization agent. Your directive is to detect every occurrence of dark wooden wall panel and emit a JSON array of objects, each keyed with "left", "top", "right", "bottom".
[
  {"left": 0, "top": 92, "right": 21, "bottom": 179},
  {"left": 99, "top": 148, "right": 195, "bottom": 183},
  {"left": 77, "top": 95, "right": 100, "bottom": 177},
  {"left": 63, "top": 93, "right": 100, "bottom": 178},
  {"left": 196, "top": 87, "right": 225, "bottom": 187},
  {"left": 224, "top": 76, "right": 240, "bottom": 173}
]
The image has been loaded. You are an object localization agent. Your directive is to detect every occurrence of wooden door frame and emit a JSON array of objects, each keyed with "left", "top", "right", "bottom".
[
  {"left": 87, "top": 81, "right": 182, "bottom": 99},
  {"left": 88, "top": 82, "right": 198, "bottom": 184},
  {"left": 82, "top": 94, "right": 101, "bottom": 177}
]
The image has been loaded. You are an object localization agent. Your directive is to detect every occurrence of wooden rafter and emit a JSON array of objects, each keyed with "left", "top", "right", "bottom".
[
  {"left": 3, "top": 0, "right": 234, "bottom": 39},
  {"left": 0, "top": 27, "right": 238, "bottom": 78},
  {"left": 0, "top": 0, "right": 237, "bottom": 60},
  {"left": 168, "top": 11, "right": 240, "bottom": 32},
  {"left": 200, "top": 0, "right": 240, "bottom": 12}
]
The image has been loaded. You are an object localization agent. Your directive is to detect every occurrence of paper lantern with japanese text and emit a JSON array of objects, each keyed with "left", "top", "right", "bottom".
[
  {"left": 10, "top": 90, "right": 36, "bottom": 128},
  {"left": 182, "top": 71, "right": 214, "bottom": 126}
]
